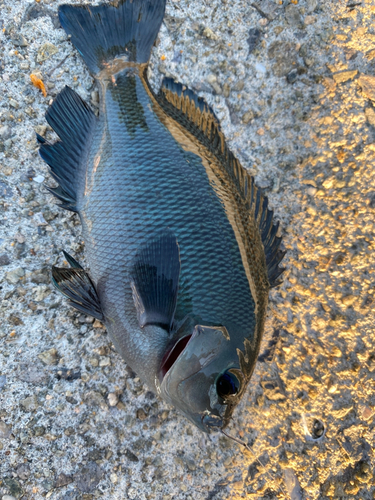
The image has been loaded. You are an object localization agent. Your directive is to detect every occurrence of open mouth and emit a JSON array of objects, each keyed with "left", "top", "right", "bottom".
[{"left": 159, "top": 334, "right": 192, "bottom": 380}]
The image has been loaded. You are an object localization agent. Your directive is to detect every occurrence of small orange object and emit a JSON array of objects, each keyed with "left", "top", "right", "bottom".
[
  {"left": 10, "top": 331, "right": 16, "bottom": 337},
  {"left": 161, "top": 54, "right": 166, "bottom": 61},
  {"left": 30, "top": 73, "right": 47, "bottom": 97}
]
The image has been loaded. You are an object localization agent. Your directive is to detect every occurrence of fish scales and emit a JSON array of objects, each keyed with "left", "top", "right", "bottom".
[
  {"left": 41, "top": 0, "right": 285, "bottom": 432},
  {"left": 82, "top": 68, "right": 258, "bottom": 387}
]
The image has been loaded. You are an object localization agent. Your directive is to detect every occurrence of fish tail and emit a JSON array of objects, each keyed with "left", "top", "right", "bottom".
[{"left": 58, "top": 0, "right": 166, "bottom": 74}]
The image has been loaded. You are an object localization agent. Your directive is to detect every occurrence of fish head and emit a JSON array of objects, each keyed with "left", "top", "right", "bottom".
[{"left": 159, "top": 323, "right": 253, "bottom": 433}]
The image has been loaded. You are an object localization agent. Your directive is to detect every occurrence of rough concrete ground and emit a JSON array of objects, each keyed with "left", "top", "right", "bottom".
[{"left": 1, "top": 0, "right": 375, "bottom": 499}]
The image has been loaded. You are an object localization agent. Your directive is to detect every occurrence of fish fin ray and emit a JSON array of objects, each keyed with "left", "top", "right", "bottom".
[
  {"left": 58, "top": 0, "right": 166, "bottom": 74},
  {"left": 52, "top": 265, "right": 103, "bottom": 320},
  {"left": 258, "top": 329, "right": 281, "bottom": 363},
  {"left": 36, "top": 133, "right": 46, "bottom": 144},
  {"left": 44, "top": 185, "right": 76, "bottom": 212},
  {"left": 155, "top": 79, "right": 285, "bottom": 287},
  {"left": 159, "top": 78, "right": 221, "bottom": 129},
  {"left": 39, "top": 86, "right": 96, "bottom": 213},
  {"left": 255, "top": 200, "right": 285, "bottom": 287},
  {"left": 62, "top": 250, "right": 84, "bottom": 270},
  {"left": 130, "top": 230, "right": 180, "bottom": 330},
  {"left": 237, "top": 348, "right": 247, "bottom": 377}
]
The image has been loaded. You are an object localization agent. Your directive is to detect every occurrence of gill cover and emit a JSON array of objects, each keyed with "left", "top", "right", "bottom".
[{"left": 160, "top": 325, "right": 235, "bottom": 431}]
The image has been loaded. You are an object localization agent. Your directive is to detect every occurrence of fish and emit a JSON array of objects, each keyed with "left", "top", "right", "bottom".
[{"left": 38, "top": 0, "right": 285, "bottom": 433}]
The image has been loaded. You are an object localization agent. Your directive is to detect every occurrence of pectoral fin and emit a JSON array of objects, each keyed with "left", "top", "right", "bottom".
[
  {"left": 130, "top": 230, "right": 180, "bottom": 331},
  {"left": 52, "top": 254, "right": 103, "bottom": 320}
]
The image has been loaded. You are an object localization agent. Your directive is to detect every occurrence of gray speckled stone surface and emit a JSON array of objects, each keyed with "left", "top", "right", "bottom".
[{"left": 1, "top": 0, "right": 375, "bottom": 499}]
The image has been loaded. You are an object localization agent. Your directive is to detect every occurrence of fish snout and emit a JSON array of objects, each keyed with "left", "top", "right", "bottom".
[{"left": 201, "top": 413, "right": 224, "bottom": 429}]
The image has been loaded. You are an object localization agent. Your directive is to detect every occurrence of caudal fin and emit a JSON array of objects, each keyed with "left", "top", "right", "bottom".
[{"left": 58, "top": 0, "right": 166, "bottom": 74}]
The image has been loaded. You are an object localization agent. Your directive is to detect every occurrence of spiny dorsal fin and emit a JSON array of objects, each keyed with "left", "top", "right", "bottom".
[
  {"left": 157, "top": 78, "right": 285, "bottom": 287},
  {"left": 258, "top": 329, "right": 281, "bottom": 363},
  {"left": 130, "top": 230, "right": 180, "bottom": 331},
  {"left": 39, "top": 86, "right": 96, "bottom": 213}
]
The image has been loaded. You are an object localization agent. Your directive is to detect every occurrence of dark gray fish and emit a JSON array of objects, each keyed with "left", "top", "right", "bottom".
[{"left": 38, "top": 0, "right": 285, "bottom": 433}]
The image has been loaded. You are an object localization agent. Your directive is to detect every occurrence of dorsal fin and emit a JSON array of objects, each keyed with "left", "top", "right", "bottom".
[
  {"left": 157, "top": 78, "right": 285, "bottom": 287},
  {"left": 160, "top": 78, "right": 222, "bottom": 130}
]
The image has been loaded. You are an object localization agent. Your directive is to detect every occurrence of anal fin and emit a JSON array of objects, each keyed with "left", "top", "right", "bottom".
[
  {"left": 39, "top": 86, "right": 96, "bottom": 213},
  {"left": 130, "top": 230, "right": 180, "bottom": 331}
]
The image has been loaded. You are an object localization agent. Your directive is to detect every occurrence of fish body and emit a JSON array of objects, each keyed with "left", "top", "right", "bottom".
[{"left": 39, "top": 0, "right": 284, "bottom": 432}]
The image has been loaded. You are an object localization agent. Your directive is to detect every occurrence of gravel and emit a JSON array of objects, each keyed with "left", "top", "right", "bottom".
[{"left": 0, "top": 0, "right": 375, "bottom": 499}]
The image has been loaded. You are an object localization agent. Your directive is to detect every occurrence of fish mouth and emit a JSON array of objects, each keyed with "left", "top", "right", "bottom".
[{"left": 159, "top": 334, "right": 192, "bottom": 381}]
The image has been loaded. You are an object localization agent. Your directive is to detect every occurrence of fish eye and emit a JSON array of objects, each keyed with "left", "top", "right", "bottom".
[{"left": 216, "top": 371, "right": 240, "bottom": 400}]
